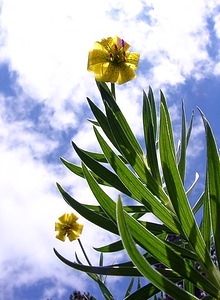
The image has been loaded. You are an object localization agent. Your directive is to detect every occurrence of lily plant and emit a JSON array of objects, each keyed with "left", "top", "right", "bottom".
[{"left": 54, "top": 37, "right": 220, "bottom": 300}]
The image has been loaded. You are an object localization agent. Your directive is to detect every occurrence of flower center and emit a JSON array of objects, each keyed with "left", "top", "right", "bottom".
[
  {"left": 63, "top": 225, "right": 72, "bottom": 236},
  {"left": 109, "top": 40, "right": 126, "bottom": 64}
]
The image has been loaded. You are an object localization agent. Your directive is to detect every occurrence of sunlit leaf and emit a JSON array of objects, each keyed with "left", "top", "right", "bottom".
[
  {"left": 159, "top": 101, "right": 214, "bottom": 271},
  {"left": 56, "top": 183, "right": 118, "bottom": 235},
  {"left": 200, "top": 109, "right": 220, "bottom": 268},
  {"left": 143, "top": 90, "right": 161, "bottom": 185},
  {"left": 116, "top": 198, "right": 198, "bottom": 300},
  {"left": 93, "top": 126, "right": 181, "bottom": 232},
  {"left": 82, "top": 164, "right": 218, "bottom": 297}
]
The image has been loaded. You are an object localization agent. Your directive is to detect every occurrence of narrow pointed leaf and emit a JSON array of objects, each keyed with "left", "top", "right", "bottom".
[
  {"left": 82, "top": 164, "right": 219, "bottom": 297},
  {"left": 75, "top": 253, "right": 114, "bottom": 300},
  {"left": 56, "top": 183, "right": 118, "bottom": 235},
  {"left": 142, "top": 90, "right": 161, "bottom": 185},
  {"left": 124, "top": 277, "right": 135, "bottom": 298},
  {"left": 94, "top": 240, "right": 124, "bottom": 253},
  {"left": 116, "top": 198, "right": 198, "bottom": 300},
  {"left": 159, "top": 101, "right": 214, "bottom": 270},
  {"left": 125, "top": 283, "right": 159, "bottom": 300},
  {"left": 87, "top": 97, "right": 119, "bottom": 150},
  {"left": 93, "top": 127, "right": 182, "bottom": 234},
  {"left": 60, "top": 157, "right": 111, "bottom": 187},
  {"left": 186, "top": 172, "right": 199, "bottom": 197},
  {"left": 200, "top": 109, "right": 220, "bottom": 268},
  {"left": 160, "top": 91, "right": 176, "bottom": 155},
  {"left": 178, "top": 101, "right": 187, "bottom": 182},
  {"left": 96, "top": 81, "right": 143, "bottom": 156},
  {"left": 54, "top": 248, "right": 141, "bottom": 276},
  {"left": 148, "top": 86, "right": 157, "bottom": 139},
  {"left": 186, "top": 110, "right": 194, "bottom": 145},
  {"left": 72, "top": 142, "right": 131, "bottom": 195}
]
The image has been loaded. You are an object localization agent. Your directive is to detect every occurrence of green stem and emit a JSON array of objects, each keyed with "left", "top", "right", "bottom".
[
  {"left": 111, "top": 83, "right": 116, "bottom": 101},
  {"left": 78, "top": 238, "right": 92, "bottom": 266}
]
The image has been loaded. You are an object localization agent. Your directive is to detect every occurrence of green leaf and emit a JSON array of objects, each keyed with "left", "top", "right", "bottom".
[
  {"left": 94, "top": 240, "right": 124, "bottom": 253},
  {"left": 192, "top": 192, "right": 204, "bottom": 215},
  {"left": 159, "top": 101, "right": 214, "bottom": 271},
  {"left": 60, "top": 157, "right": 112, "bottom": 187},
  {"left": 56, "top": 183, "right": 119, "bottom": 235},
  {"left": 124, "top": 283, "right": 159, "bottom": 300},
  {"left": 200, "top": 109, "right": 220, "bottom": 269},
  {"left": 186, "top": 110, "right": 194, "bottom": 145},
  {"left": 186, "top": 172, "right": 199, "bottom": 197},
  {"left": 75, "top": 252, "right": 114, "bottom": 300},
  {"left": 124, "top": 277, "right": 135, "bottom": 298},
  {"left": 93, "top": 126, "right": 182, "bottom": 234},
  {"left": 142, "top": 89, "right": 161, "bottom": 185},
  {"left": 87, "top": 97, "right": 119, "bottom": 151},
  {"left": 81, "top": 164, "right": 218, "bottom": 297},
  {"left": 72, "top": 142, "right": 131, "bottom": 195},
  {"left": 148, "top": 86, "right": 157, "bottom": 139},
  {"left": 200, "top": 177, "right": 211, "bottom": 250},
  {"left": 116, "top": 198, "right": 198, "bottom": 300},
  {"left": 54, "top": 248, "right": 141, "bottom": 276},
  {"left": 178, "top": 101, "right": 187, "bottom": 182},
  {"left": 96, "top": 81, "right": 144, "bottom": 156},
  {"left": 160, "top": 91, "right": 176, "bottom": 155},
  {"left": 104, "top": 101, "right": 150, "bottom": 182}
]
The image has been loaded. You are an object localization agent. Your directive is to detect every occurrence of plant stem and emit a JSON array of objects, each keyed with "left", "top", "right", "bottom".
[
  {"left": 78, "top": 238, "right": 92, "bottom": 266},
  {"left": 111, "top": 83, "right": 116, "bottom": 101}
]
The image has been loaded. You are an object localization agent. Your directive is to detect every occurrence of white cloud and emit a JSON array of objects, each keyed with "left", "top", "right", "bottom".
[{"left": 1, "top": 0, "right": 218, "bottom": 105}]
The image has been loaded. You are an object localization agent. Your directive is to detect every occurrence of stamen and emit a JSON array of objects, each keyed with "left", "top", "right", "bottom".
[
  {"left": 109, "top": 53, "right": 114, "bottom": 61},
  {"left": 114, "top": 44, "right": 118, "bottom": 52},
  {"left": 121, "top": 39, "right": 125, "bottom": 47}
]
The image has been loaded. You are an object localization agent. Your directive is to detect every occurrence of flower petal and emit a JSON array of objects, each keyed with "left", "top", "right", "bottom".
[
  {"left": 117, "top": 64, "right": 136, "bottom": 85},
  {"left": 68, "top": 231, "right": 80, "bottom": 241},
  {"left": 68, "top": 213, "right": 78, "bottom": 223},
  {"left": 94, "top": 63, "right": 119, "bottom": 83},
  {"left": 73, "top": 223, "right": 84, "bottom": 234},
  {"left": 95, "top": 37, "right": 114, "bottom": 52},
  {"left": 58, "top": 213, "right": 68, "bottom": 223},
  {"left": 56, "top": 232, "right": 66, "bottom": 242},
  {"left": 126, "top": 52, "right": 140, "bottom": 70},
  {"left": 55, "top": 222, "right": 63, "bottom": 231},
  {"left": 88, "top": 49, "right": 108, "bottom": 71}
]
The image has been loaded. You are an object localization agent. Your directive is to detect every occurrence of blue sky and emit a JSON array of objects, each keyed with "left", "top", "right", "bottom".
[{"left": 1, "top": 0, "right": 220, "bottom": 299}]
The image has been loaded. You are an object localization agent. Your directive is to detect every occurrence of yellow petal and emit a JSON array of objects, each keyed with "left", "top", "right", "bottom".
[
  {"left": 88, "top": 49, "right": 109, "bottom": 71},
  {"left": 94, "top": 63, "right": 119, "bottom": 83},
  {"left": 68, "top": 231, "right": 80, "bottom": 241},
  {"left": 68, "top": 213, "right": 78, "bottom": 223},
  {"left": 58, "top": 213, "right": 68, "bottom": 223},
  {"left": 117, "top": 64, "right": 136, "bottom": 85},
  {"left": 125, "top": 52, "right": 140, "bottom": 70},
  {"left": 73, "top": 223, "right": 84, "bottom": 234},
  {"left": 113, "top": 36, "right": 130, "bottom": 51},
  {"left": 55, "top": 222, "right": 63, "bottom": 231},
  {"left": 95, "top": 37, "right": 114, "bottom": 51},
  {"left": 56, "top": 232, "right": 66, "bottom": 242}
]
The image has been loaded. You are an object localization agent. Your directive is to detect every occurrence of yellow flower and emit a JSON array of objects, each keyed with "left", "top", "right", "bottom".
[
  {"left": 87, "top": 36, "right": 140, "bottom": 85},
  {"left": 55, "top": 213, "right": 83, "bottom": 242}
]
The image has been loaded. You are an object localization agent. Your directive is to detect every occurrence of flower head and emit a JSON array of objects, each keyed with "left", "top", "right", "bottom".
[
  {"left": 55, "top": 213, "right": 83, "bottom": 242},
  {"left": 87, "top": 36, "right": 140, "bottom": 85}
]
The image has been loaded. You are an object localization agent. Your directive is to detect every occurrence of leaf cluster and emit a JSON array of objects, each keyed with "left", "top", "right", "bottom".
[{"left": 54, "top": 82, "right": 220, "bottom": 299}]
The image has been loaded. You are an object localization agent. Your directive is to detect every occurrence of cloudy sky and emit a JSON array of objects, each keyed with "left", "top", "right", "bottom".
[{"left": 1, "top": 0, "right": 220, "bottom": 299}]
